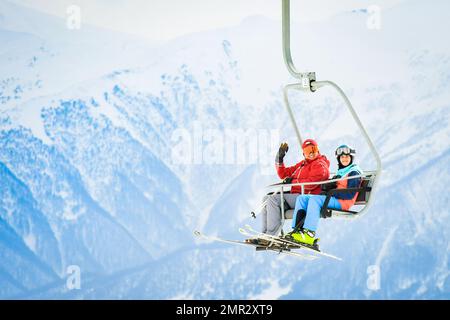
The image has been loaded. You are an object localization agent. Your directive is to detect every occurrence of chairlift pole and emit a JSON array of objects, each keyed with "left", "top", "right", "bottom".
[
  {"left": 282, "top": 0, "right": 301, "bottom": 79},
  {"left": 281, "top": 0, "right": 317, "bottom": 148}
]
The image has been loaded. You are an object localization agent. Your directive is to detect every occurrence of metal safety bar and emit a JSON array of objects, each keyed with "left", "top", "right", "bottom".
[{"left": 274, "top": 171, "right": 376, "bottom": 239}]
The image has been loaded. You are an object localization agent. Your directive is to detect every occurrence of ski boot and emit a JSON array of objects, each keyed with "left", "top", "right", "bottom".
[
  {"left": 284, "top": 228, "right": 300, "bottom": 239},
  {"left": 288, "top": 229, "right": 319, "bottom": 249}
]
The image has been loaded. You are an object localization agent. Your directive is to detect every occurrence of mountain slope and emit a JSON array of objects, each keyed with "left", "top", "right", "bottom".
[{"left": 0, "top": 0, "right": 449, "bottom": 299}]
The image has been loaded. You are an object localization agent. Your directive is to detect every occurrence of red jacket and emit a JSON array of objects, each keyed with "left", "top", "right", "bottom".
[{"left": 276, "top": 155, "right": 330, "bottom": 194}]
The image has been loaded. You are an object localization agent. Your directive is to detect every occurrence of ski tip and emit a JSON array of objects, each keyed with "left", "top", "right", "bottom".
[
  {"left": 311, "top": 248, "right": 342, "bottom": 261},
  {"left": 321, "top": 252, "right": 343, "bottom": 261}
]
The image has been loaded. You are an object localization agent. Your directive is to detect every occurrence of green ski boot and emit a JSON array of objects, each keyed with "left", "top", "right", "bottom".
[{"left": 290, "top": 229, "right": 319, "bottom": 247}]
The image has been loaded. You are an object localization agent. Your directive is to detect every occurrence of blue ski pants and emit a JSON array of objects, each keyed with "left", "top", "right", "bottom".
[{"left": 292, "top": 195, "right": 342, "bottom": 232}]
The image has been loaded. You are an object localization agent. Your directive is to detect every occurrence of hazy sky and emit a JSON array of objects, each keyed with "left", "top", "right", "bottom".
[{"left": 15, "top": 0, "right": 405, "bottom": 41}]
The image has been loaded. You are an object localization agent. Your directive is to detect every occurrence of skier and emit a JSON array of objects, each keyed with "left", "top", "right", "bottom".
[
  {"left": 246, "top": 139, "right": 330, "bottom": 245},
  {"left": 287, "top": 144, "right": 363, "bottom": 246}
]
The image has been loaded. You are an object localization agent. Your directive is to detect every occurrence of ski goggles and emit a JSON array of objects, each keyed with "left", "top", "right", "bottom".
[
  {"left": 335, "top": 146, "right": 355, "bottom": 156},
  {"left": 303, "top": 145, "right": 319, "bottom": 155}
]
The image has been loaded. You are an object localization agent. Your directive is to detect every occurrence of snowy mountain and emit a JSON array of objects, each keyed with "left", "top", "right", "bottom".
[{"left": 0, "top": 0, "right": 449, "bottom": 299}]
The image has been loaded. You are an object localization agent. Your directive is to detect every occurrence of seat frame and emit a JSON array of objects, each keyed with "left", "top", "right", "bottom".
[{"left": 280, "top": 175, "right": 375, "bottom": 221}]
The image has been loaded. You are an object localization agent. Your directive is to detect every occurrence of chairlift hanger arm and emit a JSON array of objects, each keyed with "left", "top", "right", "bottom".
[
  {"left": 312, "top": 80, "right": 382, "bottom": 174},
  {"left": 282, "top": 0, "right": 316, "bottom": 86},
  {"left": 282, "top": 0, "right": 300, "bottom": 78},
  {"left": 283, "top": 84, "right": 303, "bottom": 145},
  {"left": 281, "top": 0, "right": 381, "bottom": 174}
]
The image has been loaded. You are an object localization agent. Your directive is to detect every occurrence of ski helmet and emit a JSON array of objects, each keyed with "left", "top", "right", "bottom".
[
  {"left": 302, "top": 139, "right": 319, "bottom": 155},
  {"left": 335, "top": 144, "right": 356, "bottom": 168},
  {"left": 302, "top": 139, "right": 318, "bottom": 150}
]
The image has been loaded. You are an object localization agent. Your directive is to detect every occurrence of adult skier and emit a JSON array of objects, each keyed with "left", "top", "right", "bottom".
[
  {"left": 247, "top": 139, "right": 330, "bottom": 245},
  {"left": 287, "top": 144, "right": 363, "bottom": 246}
]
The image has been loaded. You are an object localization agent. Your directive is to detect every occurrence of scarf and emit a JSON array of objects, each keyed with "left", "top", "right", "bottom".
[{"left": 336, "top": 163, "right": 362, "bottom": 178}]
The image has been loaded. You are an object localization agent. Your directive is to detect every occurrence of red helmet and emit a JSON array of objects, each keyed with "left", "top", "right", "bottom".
[{"left": 302, "top": 139, "right": 318, "bottom": 149}]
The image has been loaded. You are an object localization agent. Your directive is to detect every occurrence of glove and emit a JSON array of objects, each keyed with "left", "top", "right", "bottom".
[
  {"left": 283, "top": 177, "right": 293, "bottom": 184},
  {"left": 276, "top": 142, "right": 289, "bottom": 163},
  {"left": 321, "top": 181, "right": 337, "bottom": 192},
  {"left": 321, "top": 175, "right": 340, "bottom": 192}
]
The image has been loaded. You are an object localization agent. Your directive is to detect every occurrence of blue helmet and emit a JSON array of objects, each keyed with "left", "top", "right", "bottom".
[{"left": 335, "top": 144, "right": 356, "bottom": 167}]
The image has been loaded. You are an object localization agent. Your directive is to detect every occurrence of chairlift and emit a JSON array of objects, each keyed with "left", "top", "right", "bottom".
[{"left": 272, "top": 0, "right": 382, "bottom": 232}]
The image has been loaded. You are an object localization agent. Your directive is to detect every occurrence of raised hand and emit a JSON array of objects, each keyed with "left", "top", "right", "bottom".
[{"left": 276, "top": 142, "right": 289, "bottom": 163}]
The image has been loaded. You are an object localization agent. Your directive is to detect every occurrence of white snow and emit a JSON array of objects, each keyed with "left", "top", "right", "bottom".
[
  {"left": 23, "top": 233, "right": 37, "bottom": 253},
  {"left": 375, "top": 226, "right": 398, "bottom": 267},
  {"left": 249, "top": 278, "right": 292, "bottom": 300}
]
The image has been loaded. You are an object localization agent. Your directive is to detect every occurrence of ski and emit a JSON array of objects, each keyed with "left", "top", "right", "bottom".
[
  {"left": 193, "top": 231, "right": 317, "bottom": 260},
  {"left": 237, "top": 228, "right": 318, "bottom": 260},
  {"left": 270, "top": 248, "right": 318, "bottom": 260},
  {"left": 194, "top": 230, "right": 251, "bottom": 247},
  {"left": 238, "top": 228, "right": 302, "bottom": 250},
  {"left": 243, "top": 225, "right": 343, "bottom": 261}
]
